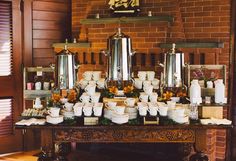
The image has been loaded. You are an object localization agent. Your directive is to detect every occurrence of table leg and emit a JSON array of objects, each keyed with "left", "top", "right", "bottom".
[
  {"left": 54, "top": 142, "right": 71, "bottom": 161},
  {"left": 189, "top": 129, "right": 209, "bottom": 161}
]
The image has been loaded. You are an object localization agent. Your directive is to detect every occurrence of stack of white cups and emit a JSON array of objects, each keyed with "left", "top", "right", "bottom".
[
  {"left": 134, "top": 71, "right": 160, "bottom": 90},
  {"left": 78, "top": 71, "right": 105, "bottom": 89}
]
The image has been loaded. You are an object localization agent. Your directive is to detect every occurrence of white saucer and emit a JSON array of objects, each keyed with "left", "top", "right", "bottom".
[
  {"left": 33, "top": 104, "right": 43, "bottom": 109},
  {"left": 46, "top": 115, "right": 63, "bottom": 124}
]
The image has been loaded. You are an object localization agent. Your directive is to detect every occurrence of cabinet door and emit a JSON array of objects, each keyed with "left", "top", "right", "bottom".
[{"left": 0, "top": 0, "right": 23, "bottom": 153}]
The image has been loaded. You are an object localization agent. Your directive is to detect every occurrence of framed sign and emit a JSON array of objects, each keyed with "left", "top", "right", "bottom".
[{"left": 108, "top": 0, "right": 140, "bottom": 14}]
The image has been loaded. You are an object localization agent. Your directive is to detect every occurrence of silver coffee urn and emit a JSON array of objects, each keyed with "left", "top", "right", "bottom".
[
  {"left": 162, "top": 43, "right": 185, "bottom": 88},
  {"left": 102, "top": 28, "right": 136, "bottom": 89},
  {"left": 56, "top": 45, "right": 79, "bottom": 89}
]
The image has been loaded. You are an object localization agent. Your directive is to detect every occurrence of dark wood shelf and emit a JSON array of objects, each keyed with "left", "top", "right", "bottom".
[
  {"left": 52, "top": 43, "right": 91, "bottom": 48},
  {"left": 80, "top": 16, "right": 174, "bottom": 24},
  {"left": 159, "top": 42, "right": 224, "bottom": 48}
]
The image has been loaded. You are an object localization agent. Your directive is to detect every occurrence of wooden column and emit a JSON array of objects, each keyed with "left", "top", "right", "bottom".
[{"left": 23, "top": 0, "right": 33, "bottom": 66}]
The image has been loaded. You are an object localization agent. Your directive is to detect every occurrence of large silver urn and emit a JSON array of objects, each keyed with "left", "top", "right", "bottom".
[
  {"left": 162, "top": 44, "right": 185, "bottom": 87},
  {"left": 56, "top": 45, "right": 79, "bottom": 89},
  {"left": 102, "top": 28, "right": 136, "bottom": 88}
]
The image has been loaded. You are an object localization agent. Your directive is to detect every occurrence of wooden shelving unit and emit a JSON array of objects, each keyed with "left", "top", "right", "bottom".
[
  {"left": 159, "top": 42, "right": 224, "bottom": 48},
  {"left": 52, "top": 43, "right": 91, "bottom": 48},
  {"left": 80, "top": 15, "right": 174, "bottom": 24}
]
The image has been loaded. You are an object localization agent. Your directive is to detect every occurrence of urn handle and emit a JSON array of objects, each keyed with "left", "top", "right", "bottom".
[{"left": 100, "top": 49, "right": 109, "bottom": 56}]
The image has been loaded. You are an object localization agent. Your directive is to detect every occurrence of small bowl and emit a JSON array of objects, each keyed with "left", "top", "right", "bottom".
[{"left": 170, "top": 97, "right": 180, "bottom": 103}]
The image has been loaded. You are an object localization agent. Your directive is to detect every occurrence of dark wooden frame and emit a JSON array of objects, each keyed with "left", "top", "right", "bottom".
[{"left": 230, "top": 0, "right": 236, "bottom": 160}]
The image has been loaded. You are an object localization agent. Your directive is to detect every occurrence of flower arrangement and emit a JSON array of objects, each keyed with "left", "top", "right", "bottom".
[
  {"left": 47, "top": 93, "right": 61, "bottom": 108},
  {"left": 192, "top": 68, "right": 218, "bottom": 82},
  {"left": 101, "top": 86, "right": 118, "bottom": 98},
  {"left": 67, "top": 90, "right": 77, "bottom": 103},
  {"left": 123, "top": 85, "right": 139, "bottom": 97}
]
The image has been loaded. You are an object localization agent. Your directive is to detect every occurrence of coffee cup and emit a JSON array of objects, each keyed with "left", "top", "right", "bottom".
[
  {"left": 80, "top": 94, "right": 90, "bottom": 103},
  {"left": 148, "top": 106, "right": 158, "bottom": 116},
  {"left": 73, "top": 103, "right": 83, "bottom": 116},
  {"left": 124, "top": 98, "right": 136, "bottom": 107},
  {"left": 48, "top": 107, "right": 60, "bottom": 117},
  {"left": 88, "top": 80, "right": 97, "bottom": 86},
  {"left": 83, "top": 71, "right": 93, "bottom": 81},
  {"left": 158, "top": 105, "right": 168, "bottom": 116},
  {"left": 137, "top": 71, "right": 146, "bottom": 81},
  {"left": 105, "top": 101, "right": 117, "bottom": 109},
  {"left": 78, "top": 79, "right": 88, "bottom": 89},
  {"left": 85, "top": 84, "right": 96, "bottom": 96},
  {"left": 27, "top": 82, "right": 34, "bottom": 90},
  {"left": 35, "top": 82, "right": 42, "bottom": 90},
  {"left": 93, "top": 105, "right": 103, "bottom": 117},
  {"left": 152, "top": 79, "right": 160, "bottom": 86},
  {"left": 60, "top": 98, "right": 68, "bottom": 104},
  {"left": 90, "top": 93, "right": 101, "bottom": 103},
  {"left": 97, "top": 79, "right": 105, "bottom": 89},
  {"left": 139, "top": 93, "right": 149, "bottom": 103},
  {"left": 147, "top": 71, "right": 155, "bottom": 81},
  {"left": 64, "top": 102, "right": 74, "bottom": 112},
  {"left": 143, "top": 80, "right": 151, "bottom": 87},
  {"left": 114, "top": 106, "right": 125, "bottom": 115},
  {"left": 167, "top": 101, "right": 176, "bottom": 109},
  {"left": 43, "top": 82, "right": 50, "bottom": 90},
  {"left": 137, "top": 104, "right": 148, "bottom": 116},
  {"left": 149, "top": 93, "right": 158, "bottom": 103},
  {"left": 143, "top": 85, "right": 153, "bottom": 95},
  {"left": 174, "top": 108, "right": 185, "bottom": 117},
  {"left": 134, "top": 78, "right": 142, "bottom": 89},
  {"left": 83, "top": 106, "right": 93, "bottom": 116},
  {"left": 93, "top": 71, "right": 102, "bottom": 81}
]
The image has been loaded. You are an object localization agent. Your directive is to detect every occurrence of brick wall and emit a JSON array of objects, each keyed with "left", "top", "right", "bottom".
[{"left": 71, "top": 0, "right": 231, "bottom": 160}]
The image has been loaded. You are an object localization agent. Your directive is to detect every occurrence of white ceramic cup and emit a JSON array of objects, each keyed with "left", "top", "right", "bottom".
[
  {"left": 93, "top": 71, "right": 102, "bottom": 81},
  {"left": 124, "top": 98, "right": 136, "bottom": 107},
  {"left": 83, "top": 71, "right": 93, "bottom": 81},
  {"left": 85, "top": 84, "right": 96, "bottom": 96},
  {"left": 149, "top": 93, "right": 158, "bottom": 103},
  {"left": 48, "top": 107, "right": 60, "bottom": 117},
  {"left": 80, "top": 94, "right": 90, "bottom": 103},
  {"left": 134, "top": 79, "right": 142, "bottom": 89},
  {"left": 137, "top": 105, "right": 148, "bottom": 116},
  {"left": 143, "top": 80, "right": 152, "bottom": 87},
  {"left": 167, "top": 101, "right": 176, "bottom": 109},
  {"left": 174, "top": 108, "right": 185, "bottom": 117},
  {"left": 152, "top": 79, "right": 160, "bottom": 86},
  {"left": 88, "top": 80, "right": 97, "bottom": 86},
  {"left": 143, "top": 85, "right": 153, "bottom": 95},
  {"left": 105, "top": 102, "right": 117, "bottom": 109},
  {"left": 93, "top": 105, "right": 103, "bottom": 117},
  {"left": 148, "top": 106, "right": 158, "bottom": 116},
  {"left": 73, "top": 105, "right": 83, "bottom": 116},
  {"left": 138, "top": 71, "right": 146, "bottom": 81},
  {"left": 147, "top": 71, "right": 155, "bottom": 81},
  {"left": 79, "top": 79, "right": 88, "bottom": 89},
  {"left": 83, "top": 106, "right": 93, "bottom": 116},
  {"left": 139, "top": 93, "right": 149, "bottom": 103},
  {"left": 43, "top": 82, "right": 50, "bottom": 90},
  {"left": 64, "top": 102, "right": 74, "bottom": 112},
  {"left": 207, "top": 81, "right": 213, "bottom": 88},
  {"left": 114, "top": 106, "right": 125, "bottom": 115},
  {"left": 35, "top": 82, "right": 42, "bottom": 90},
  {"left": 97, "top": 79, "right": 105, "bottom": 89},
  {"left": 90, "top": 93, "right": 101, "bottom": 103},
  {"left": 158, "top": 105, "right": 168, "bottom": 116}
]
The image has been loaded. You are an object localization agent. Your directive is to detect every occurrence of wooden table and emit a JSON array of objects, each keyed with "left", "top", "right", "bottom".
[{"left": 15, "top": 123, "right": 232, "bottom": 161}]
